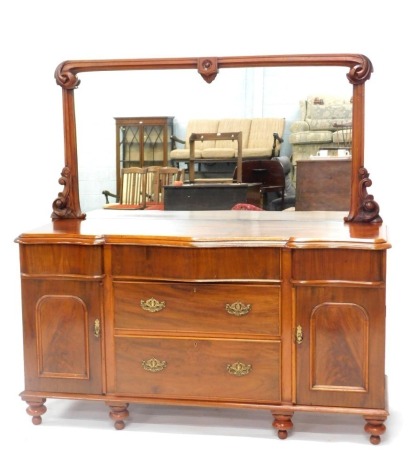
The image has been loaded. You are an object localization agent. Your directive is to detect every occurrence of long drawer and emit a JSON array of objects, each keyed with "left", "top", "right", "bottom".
[
  {"left": 111, "top": 246, "right": 281, "bottom": 280},
  {"left": 113, "top": 282, "right": 281, "bottom": 337},
  {"left": 113, "top": 336, "right": 281, "bottom": 403}
]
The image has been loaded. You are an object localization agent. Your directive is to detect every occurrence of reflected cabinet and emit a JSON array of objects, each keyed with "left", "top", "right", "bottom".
[{"left": 115, "top": 116, "right": 174, "bottom": 195}]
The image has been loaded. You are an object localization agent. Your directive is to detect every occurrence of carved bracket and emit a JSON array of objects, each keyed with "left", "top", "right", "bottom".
[
  {"left": 51, "top": 166, "right": 86, "bottom": 220},
  {"left": 345, "top": 167, "right": 382, "bottom": 223}
]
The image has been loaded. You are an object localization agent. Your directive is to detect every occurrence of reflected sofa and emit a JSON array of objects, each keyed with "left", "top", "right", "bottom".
[{"left": 170, "top": 117, "right": 285, "bottom": 164}]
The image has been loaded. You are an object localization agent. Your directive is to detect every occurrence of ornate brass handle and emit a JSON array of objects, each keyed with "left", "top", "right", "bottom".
[
  {"left": 142, "top": 357, "right": 167, "bottom": 372},
  {"left": 225, "top": 301, "right": 251, "bottom": 317},
  {"left": 140, "top": 297, "right": 166, "bottom": 313},
  {"left": 296, "top": 325, "right": 303, "bottom": 345},
  {"left": 227, "top": 361, "right": 252, "bottom": 376}
]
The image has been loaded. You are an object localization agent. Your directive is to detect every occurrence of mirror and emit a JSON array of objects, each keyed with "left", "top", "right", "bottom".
[{"left": 52, "top": 54, "right": 381, "bottom": 223}]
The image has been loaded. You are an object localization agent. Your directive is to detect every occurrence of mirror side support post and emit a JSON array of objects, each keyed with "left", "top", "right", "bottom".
[
  {"left": 345, "top": 82, "right": 365, "bottom": 223},
  {"left": 52, "top": 64, "right": 85, "bottom": 220},
  {"left": 345, "top": 82, "right": 382, "bottom": 224}
]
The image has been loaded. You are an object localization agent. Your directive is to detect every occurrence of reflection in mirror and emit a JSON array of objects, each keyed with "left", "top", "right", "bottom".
[{"left": 74, "top": 66, "right": 352, "bottom": 212}]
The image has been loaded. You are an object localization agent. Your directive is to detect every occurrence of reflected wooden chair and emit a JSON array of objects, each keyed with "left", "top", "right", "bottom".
[
  {"left": 145, "top": 166, "right": 162, "bottom": 203},
  {"left": 103, "top": 167, "right": 148, "bottom": 209},
  {"left": 145, "top": 167, "right": 185, "bottom": 210}
]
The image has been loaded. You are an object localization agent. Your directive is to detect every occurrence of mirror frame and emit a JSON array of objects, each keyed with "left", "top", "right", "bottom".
[{"left": 52, "top": 53, "right": 381, "bottom": 223}]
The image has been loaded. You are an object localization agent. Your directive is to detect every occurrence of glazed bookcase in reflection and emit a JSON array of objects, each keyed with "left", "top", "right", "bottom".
[{"left": 115, "top": 116, "right": 174, "bottom": 196}]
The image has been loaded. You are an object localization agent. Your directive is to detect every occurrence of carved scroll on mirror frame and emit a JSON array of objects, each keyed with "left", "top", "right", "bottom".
[{"left": 52, "top": 53, "right": 380, "bottom": 223}]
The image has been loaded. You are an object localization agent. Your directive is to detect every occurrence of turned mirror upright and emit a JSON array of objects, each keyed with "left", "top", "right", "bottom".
[{"left": 52, "top": 54, "right": 380, "bottom": 223}]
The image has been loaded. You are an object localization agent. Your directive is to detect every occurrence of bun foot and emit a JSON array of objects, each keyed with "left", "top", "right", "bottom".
[
  {"left": 25, "top": 398, "right": 47, "bottom": 425},
  {"left": 107, "top": 402, "right": 129, "bottom": 430},
  {"left": 272, "top": 412, "right": 294, "bottom": 440},
  {"left": 364, "top": 416, "right": 387, "bottom": 445}
]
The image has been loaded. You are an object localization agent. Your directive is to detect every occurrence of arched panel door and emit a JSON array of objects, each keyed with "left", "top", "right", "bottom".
[{"left": 295, "top": 286, "right": 385, "bottom": 409}]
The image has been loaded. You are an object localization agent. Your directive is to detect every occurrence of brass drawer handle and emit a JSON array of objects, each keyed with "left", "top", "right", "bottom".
[
  {"left": 140, "top": 297, "right": 166, "bottom": 313},
  {"left": 227, "top": 361, "right": 252, "bottom": 376},
  {"left": 142, "top": 357, "right": 167, "bottom": 372},
  {"left": 94, "top": 319, "right": 100, "bottom": 338},
  {"left": 296, "top": 325, "right": 303, "bottom": 345},
  {"left": 225, "top": 301, "right": 251, "bottom": 317}
]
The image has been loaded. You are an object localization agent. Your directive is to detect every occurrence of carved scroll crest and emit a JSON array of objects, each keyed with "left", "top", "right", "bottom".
[
  {"left": 55, "top": 62, "right": 81, "bottom": 90},
  {"left": 346, "top": 55, "right": 373, "bottom": 85}
]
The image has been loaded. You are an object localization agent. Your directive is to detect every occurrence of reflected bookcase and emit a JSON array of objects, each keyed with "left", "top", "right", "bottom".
[{"left": 115, "top": 116, "right": 174, "bottom": 195}]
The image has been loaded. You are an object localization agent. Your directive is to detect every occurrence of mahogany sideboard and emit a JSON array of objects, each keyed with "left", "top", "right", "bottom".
[{"left": 16, "top": 209, "right": 390, "bottom": 444}]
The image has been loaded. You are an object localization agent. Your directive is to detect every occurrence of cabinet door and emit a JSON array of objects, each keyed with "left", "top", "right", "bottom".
[
  {"left": 295, "top": 286, "right": 386, "bottom": 409},
  {"left": 119, "top": 124, "right": 141, "bottom": 167},
  {"left": 142, "top": 123, "right": 171, "bottom": 165},
  {"left": 21, "top": 279, "right": 103, "bottom": 394}
]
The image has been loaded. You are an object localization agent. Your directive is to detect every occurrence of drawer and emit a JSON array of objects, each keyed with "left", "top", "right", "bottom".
[
  {"left": 292, "top": 249, "right": 385, "bottom": 282},
  {"left": 111, "top": 246, "right": 281, "bottom": 280},
  {"left": 19, "top": 245, "right": 103, "bottom": 276},
  {"left": 114, "top": 282, "right": 280, "bottom": 336},
  {"left": 113, "top": 336, "right": 281, "bottom": 403}
]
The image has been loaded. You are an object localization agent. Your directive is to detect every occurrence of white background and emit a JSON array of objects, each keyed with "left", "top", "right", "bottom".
[{"left": 1, "top": 1, "right": 414, "bottom": 468}]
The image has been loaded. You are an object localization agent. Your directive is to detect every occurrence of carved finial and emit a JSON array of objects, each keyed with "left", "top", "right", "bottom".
[
  {"left": 54, "top": 61, "right": 81, "bottom": 90},
  {"left": 197, "top": 57, "right": 218, "bottom": 83},
  {"left": 346, "top": 55, "right": 373, "bottom": 85}
]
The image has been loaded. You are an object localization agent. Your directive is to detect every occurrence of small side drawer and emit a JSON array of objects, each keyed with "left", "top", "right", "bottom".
[
  {"left": 292, "top": 249, "right": 385, "bottom": 282},
  {"left": 114, "top": 282, "right": 281, "bottom": 337},
  {"left": 113, "top": 336, "right": 281, "bottom": 403},
  {"left": 19, "top": 245, "right": 103, "bottom": 276}
]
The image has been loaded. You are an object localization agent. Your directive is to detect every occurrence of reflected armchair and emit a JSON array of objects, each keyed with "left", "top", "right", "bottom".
[
  {"left": 233, "top": 156, "right": 295, "bottom": 211},
  {"left": 289, "top": 95, "right": 352, "bottom": 179}
]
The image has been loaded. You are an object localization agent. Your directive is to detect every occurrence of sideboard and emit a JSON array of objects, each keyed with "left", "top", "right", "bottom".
[
  {"left": 16, "top": 209, "right": 390, "bottom": 444},
  {"left": 16, "top": 53, "right": 389, "bottom": 445}
]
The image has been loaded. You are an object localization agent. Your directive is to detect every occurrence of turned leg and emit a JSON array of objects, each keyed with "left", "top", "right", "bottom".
[
  {"left": 25, "top": 398, "right": 47, "bottom": 425},
  {"left": 272, "top": 412, "right": 294, "bottom": 440},
  {"left": 106, "top": 402, "right": 129, "bottom": 430},
  {"left": 363, "top": 415, "right": 387, "bottom": 445}
]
